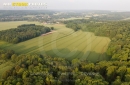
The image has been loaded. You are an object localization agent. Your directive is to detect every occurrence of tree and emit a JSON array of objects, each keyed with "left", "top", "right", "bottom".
[
  {"left": 13, "top": 37, "right": 20, "bottom": 43},
  {"left": 45, "top": 77, "right": 51, "bottom": 85},
  {"left": 125, "top": 74, "right": 130, "bottom": 82},
  {"left": 112, "top": 76, "right": 121, "bottom": 85},
  {"left": 17, "top": 68, "right": 25, "bottom": 76},
  {"left": 11, "top": 54, "right": 17, "bottom": 62},
  {"left": 51, "top": 27, "right": 54, "bottom": 30},
  {"left": 116, "top": 66, "right": 127, "bottom": 80},
  {"left": 106, "top": 66, "right": 117, "bottom": 82},
  {"left": 22, "top": 71, "right": 30, "bottom": 79},
  {"left": 16, "top": 82, "right": 22, "bottom": 85},
  {"left": 2, "top": 71, "right": 8, "bottom": 79}
]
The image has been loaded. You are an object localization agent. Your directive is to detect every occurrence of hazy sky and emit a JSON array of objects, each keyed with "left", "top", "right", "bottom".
[{"left": 1, "top": 0, "right": 130, "bottom": 11}]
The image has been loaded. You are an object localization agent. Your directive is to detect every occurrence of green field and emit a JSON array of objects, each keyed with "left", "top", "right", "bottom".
[
  {"left": 0, "top": 21, "right": 42, "bottom": 31},
  {"left": 0, "top": 23, "right": 110, "bottom": 63},
  {"left": 0, "top": 21, "right": 68, "bottom": 31}
]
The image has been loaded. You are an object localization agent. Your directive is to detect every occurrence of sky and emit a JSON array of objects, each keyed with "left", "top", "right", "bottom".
[{"left": 0, "top": 0, "right": 130, "bottom": 11}]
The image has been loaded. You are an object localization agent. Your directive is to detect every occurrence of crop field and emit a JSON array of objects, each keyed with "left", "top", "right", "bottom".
[
  {"left": 0, "top": 21, "right": 69, "bottom": 31},
  {"left": 0, "top": 24, "right": 110, "bottom": 63},
  {"left": 0, "top": 21, "right": 42, "bottom": 31}
]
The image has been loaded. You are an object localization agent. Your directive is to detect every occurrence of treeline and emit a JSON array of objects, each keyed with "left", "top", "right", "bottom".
[
  {"left": 1, "top": 49, "right": 130, "bottom": 85},
  {"left": 66, "top": 23, "right": 81, "bottom": 31},
  {"left": 0, "top": 24, "right": 52, "bottom": 43},
  {"left": 64, "top": 19, "right": 87, "bottom": 31}
]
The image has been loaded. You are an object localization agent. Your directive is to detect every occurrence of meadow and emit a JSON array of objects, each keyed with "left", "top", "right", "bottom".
[
  {"left": 0, "top": 22, "right": 110, "bottom": 63},
  {"left": 0, "top": 21, "right": 41, "bottom": 31}
]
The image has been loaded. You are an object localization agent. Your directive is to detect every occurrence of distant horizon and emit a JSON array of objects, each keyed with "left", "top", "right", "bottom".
[
  {"left": 0, "top": 9, "right": 130, "bottom": 12},
  {"left": 0, "top": 0, "right": 130, "bottom": 11}
]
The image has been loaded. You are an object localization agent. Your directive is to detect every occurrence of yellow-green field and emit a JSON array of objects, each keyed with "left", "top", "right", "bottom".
[
  {"left": 0, "top": 23, "right": 111, "bottom": 63},
  {"left": 0, "top": 21, "right": 42, "bottom": 31},
  {"left": 43, "top": 23, "right": 70, "bottom": 29},
  {"left": 0, "top": 21, "right": 68, "bottom": 31}
]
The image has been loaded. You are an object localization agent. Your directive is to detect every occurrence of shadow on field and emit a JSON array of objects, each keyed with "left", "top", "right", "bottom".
[
  {"left": 1, "top": 45, "right": 26, "bottom": 53},
  {"left": 42, "top": 48, "right": 110, "bottom": 63},
  {"left": 1, "top": 45, "right": 38, "bottom": 54}
]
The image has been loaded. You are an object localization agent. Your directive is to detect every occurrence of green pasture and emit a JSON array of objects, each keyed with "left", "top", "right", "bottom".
[
  {"left": 0, "top": 22, "right": 110, "bottom": 63},
  {"left": 0, "top": 30, "right": 110, "bottom": 63},
  {"left": 0, "top": 21, "right": 41, "bottom": 31}
]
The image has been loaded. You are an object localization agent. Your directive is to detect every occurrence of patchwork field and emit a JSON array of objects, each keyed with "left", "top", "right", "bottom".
[{"left": 0, "top": 24, "right": 111, "bottom": 63}]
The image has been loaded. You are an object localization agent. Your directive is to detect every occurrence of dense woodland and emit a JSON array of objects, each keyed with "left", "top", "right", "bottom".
[
  {"left": 0, "top": 20, "right": 130, "bottom": 85},
  {"left": 0, "top": 50, "right": 130, "bottom": 85},
  {"left": 0, "top": 24, "right": 52, "bottom": 43}
]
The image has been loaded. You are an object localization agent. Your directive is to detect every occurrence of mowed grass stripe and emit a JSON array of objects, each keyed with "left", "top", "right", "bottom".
[
  {"left": 53, "top": 31, "right": 83, "bottom": 48},
  {"left": 38, "top": 31, "right": 81, "bottom": 50},
  {"left": 54, "top": 31, "right": 87, "bottom": 51},
  {"left": 59, "top": 33, "right": 92, "bottom": 57},
  {"left": 98, "top": 38, "right": 108, "bottom": 61},
  {"left": 18, "top": 31, "right": 74, "bottom": 54},
  {"left": 72, "top": 35, "right": 97, "bottom": 60},
  {"left": 85, "top": 37, "right": 104, "bottom": 62},
  {"left": 45, "top": 32, "right": 88, "bottom": 57},
  {"left": 29, "top": 31, "right": 83, "bottom": 55},
  {"left": 29, "top": 31, "right": 85, "bottom": 55},
  {"left": 98, "top": 38, "right": 111, "bottom": 61},
  {"left": 26, "top": 31, "right": 82, "bottom": 54},
  {"left": 68, "top": 35, "right": 98, "bottom": 60}
]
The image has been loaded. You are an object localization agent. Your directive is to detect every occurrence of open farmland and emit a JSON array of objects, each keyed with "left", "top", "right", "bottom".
[
  {"left": 0, "top": 24, "right": 110, "bottom": 63},
  {"left": 0, "top": 21, "right": 68, "bottom": 31},
  {"left": 0, "top": 21, "right": 42, "bottom": 31}
]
